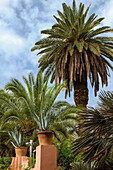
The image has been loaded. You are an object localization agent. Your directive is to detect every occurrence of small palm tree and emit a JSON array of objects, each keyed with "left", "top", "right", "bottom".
[
  {"left": 31, "top": 0, "right": 113, "bottom": 107},
  {"left": 1, "top": 72, "right": 78, "bottom": 140},
  {"left": 73, "top": 91, "right": 113, "bottom": 169},
  {"left": 0, "top": 91, "right": 29, "bottom": 156},
  {"left": 0, "top": 90, "right": 29, "bottom": 131}
]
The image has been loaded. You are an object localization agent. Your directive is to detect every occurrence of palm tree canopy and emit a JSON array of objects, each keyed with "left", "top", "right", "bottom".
[
  {"left": 73, "top": 91, "right": 113, "bottom": 169},
  {"left": 31, "top": 0, "right": 113, "bottom": 98},
  {"left": 0, "top": 90, "right": 26, "bottom": 130},
  {"left": 0, "top": 72, "right": 79, "bottom": 140}
]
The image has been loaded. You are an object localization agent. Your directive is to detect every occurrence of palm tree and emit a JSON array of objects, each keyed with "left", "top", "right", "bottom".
[
  {"left": 31, "top": 0, "right": 113, "bottom": 107},
  {"left": 0, "top": 90, "right": 30, "bottom": 130},
  {"left": 0, "top": 91, "right": 29, "bottom": 156},
  {"left": 72, "top": 91, "right": 113, "bottom": 169},
  {"left": 1, "top": 72, "right": 78, "bottom": 141}
]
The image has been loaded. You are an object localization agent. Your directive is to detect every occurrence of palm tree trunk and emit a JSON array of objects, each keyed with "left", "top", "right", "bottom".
[{"left": 73, "top": 73, "right": 88, "bottom": 107}]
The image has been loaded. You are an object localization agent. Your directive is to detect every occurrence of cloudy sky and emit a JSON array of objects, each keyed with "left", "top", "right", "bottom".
[{"left": 0, "top": 0, "right": 113, "bottom": 107}]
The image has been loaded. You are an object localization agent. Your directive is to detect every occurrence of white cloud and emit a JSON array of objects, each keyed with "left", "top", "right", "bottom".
[
  {"left": 0, "top": 0, "right": 10, "bottom": 9},
  {"left": 0, "top": 30, "right": 26, "bottom": 57},
  {"left": 100, "top": 0, "right": 113, "bottom": 26}
]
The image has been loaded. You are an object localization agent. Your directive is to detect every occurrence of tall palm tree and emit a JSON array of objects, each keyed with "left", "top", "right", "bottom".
[
  {"left": 31, "top": 0, "right": 113, "bottom": 107},
  {"left": 73, "top": 91, "right": 113, "bottom": 170},
  {"left": 0, "top": 72, "right": 78, "bottom": 141}
]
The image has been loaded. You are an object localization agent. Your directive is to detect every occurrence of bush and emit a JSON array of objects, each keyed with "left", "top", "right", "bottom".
[
  {"left": 0, "top": 156, "right": 36, "bottom": 170},
  {"left": 0, "top": 157, "right": 12, "bottom": 170},
  {"left": 56, "top": 139, "right": 83, "bottom": 170},
  {"left": 56, "top": 139, "right": 74, "bottom": 170}
]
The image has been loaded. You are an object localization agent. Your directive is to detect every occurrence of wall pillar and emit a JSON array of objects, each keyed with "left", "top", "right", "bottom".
[{"left": 32, "top": 145, "right": 58, "bottom": 170}]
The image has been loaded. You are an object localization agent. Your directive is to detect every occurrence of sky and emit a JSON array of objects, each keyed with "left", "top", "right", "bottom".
[{"left": 0, "top": 0, "right": 113, "bottom": 107}]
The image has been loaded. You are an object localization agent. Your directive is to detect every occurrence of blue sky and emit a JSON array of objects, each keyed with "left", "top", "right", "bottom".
[{"left": 0, "top": 0, "right": 113, "bottom": 107}]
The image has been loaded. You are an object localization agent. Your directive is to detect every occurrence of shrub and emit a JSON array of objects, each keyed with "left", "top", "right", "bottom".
[
  {"left": 56, "top": 138, "right": 83, "bottom": 170},
  {"left": 0, "top": 157, "right": 12, "bottom": 170},
  {"left": 57, "top": 139, "right": 74, "bottom": 170}
]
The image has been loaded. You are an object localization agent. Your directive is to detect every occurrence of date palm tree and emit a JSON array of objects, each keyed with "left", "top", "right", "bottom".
[
  {"left": 73, "top": 91, "right": 113, "bottom": 169},
  {"left": 0, "top": 72, "right": 79, "bottom": 141},
  {"left": 0, "top": 90, "right": 30, "bottom": 131},
  {"left": 31, "top": 0, "right": 113, "bottom": 107}
]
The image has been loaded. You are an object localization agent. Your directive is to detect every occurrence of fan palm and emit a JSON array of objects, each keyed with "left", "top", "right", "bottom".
[
  {"left": 73, "top": 91, "right": 113, "bottom": 169},
  {"left": 72, "top": 162, "right": 93, "bottom": 170},
  {"left": 1, "top": 72, "right": 78, "bottom": 141},
  {"left": 31, "top": 0, "right": 113, "bottom": 107}
]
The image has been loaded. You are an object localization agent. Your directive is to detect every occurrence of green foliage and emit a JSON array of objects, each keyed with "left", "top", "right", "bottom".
[
  {"left": 0, "top": 157, "right": 12, "bottom": 170},
  {"left": 0, "top": 131, "right": 14, "bottom": 157},
  {"left": 0, "top": 90, "right": 28, "bottom": 131},
  {"left": 0, "top": 72, "right": 79, "bottom": 142},
  {"left": 57, "top": 139, "right": 83, "bottom": 170},
  {"left": 73, "top": 91, "right": 113, "bottom": 169},
  {"left": 57, "top": 139, "right": 74, "bottom": 169}
]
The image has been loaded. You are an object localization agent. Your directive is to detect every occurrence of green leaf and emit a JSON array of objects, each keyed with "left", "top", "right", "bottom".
[
  {"left": 41, "top": 29, "right": 54, "bottom": 35},
  {"left": 57, "top": 10, "right": 65, "bottom": 21},
  {"left": 84, "top": 13, "right": 97, "bottom": 29},
  {"left": 72, "top": 0, "right": 77, "bottom": 18},
  {"left": 89, "top": 42, "right": 100, "bottom": 56},
  {"left": 31, "top": 45, "right": 39, "bottom": 52},
  {"left": 84, "top": 42, "right": 88, "bottom": 50},
  {"left": 84, "top": 5, "right": 91, "bottom": 18},
  {"left": 74, "top": 40, "right": 84, "bottom": 52},
  {"left": 89, "top": 21, "right": 100, "bottom": 30},
  {"left": 69, "top": 47, "right": 74, "bottom": 56},
  {"left": 62, "top": 3, "right": 69, "bottom": 19}
]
